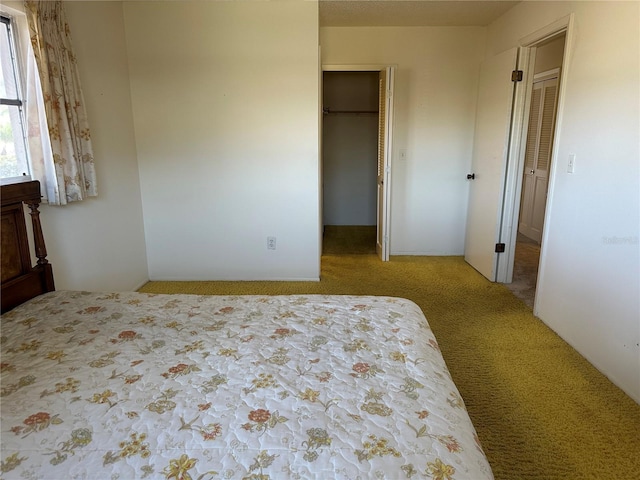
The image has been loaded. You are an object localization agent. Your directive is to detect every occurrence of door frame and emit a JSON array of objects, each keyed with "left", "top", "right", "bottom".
[
  {"left": 321, "top": 64, "right": 396, "bottom": 261},
  {"left": 498, "top": 15, "right": 574, "bottom": 307}
]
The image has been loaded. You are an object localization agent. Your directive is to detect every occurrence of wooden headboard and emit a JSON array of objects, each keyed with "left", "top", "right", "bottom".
[{"left": 1, "top": 180, "right": 55, "bottom": 313}]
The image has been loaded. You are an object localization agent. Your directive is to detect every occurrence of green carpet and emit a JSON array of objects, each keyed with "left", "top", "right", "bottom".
[
  {"left": 322, "top": 225, "right": 377, "bottom": 255},
  {"left": 139, "top": 254, "right": 640, "bottom": 479}
]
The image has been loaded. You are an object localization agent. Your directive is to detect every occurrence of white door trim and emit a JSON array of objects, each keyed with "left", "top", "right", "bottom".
[
  {"left": 321, "top": 64, "right": 396, "bottom": 261},
  {"left": 317, "top": 45, "right": 323, "bottom": 274},
  {"left": 378, "top": 66, "right": 395, "bottom": 261},
  {"left": 322, "top": 64, "right": 393, "bottom": 72},
  {"left": 533, "top": 68, "right": 561, "bottom": 82}
]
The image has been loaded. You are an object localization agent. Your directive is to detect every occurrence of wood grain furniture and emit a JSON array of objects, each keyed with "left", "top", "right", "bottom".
[{"left": 1, "top": 180, "right": 54, "bottom": 313}]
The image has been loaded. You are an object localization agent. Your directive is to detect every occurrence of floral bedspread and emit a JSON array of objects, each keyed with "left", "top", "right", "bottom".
[{"left": 0, "top": 291, "right": 493, "bottom": 480}]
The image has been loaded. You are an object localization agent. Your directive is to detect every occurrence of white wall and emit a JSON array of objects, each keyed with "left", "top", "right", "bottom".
[
  {"left": 321, "top": 27, "right": 486, "bottom": 254},
  {"left": 36, "top": 1, "right": 148, "bottom": 291},
  {"left": 323, "top": 114, "right": 378, "bottom": 225},
  {"left": 534, "top": 35, "right": 565, "bottom": 74},
  {"left": 487, "top": 1, "right": 640, "bottom": 402},
  {"left": 124, "top": 1, "right": 320, "bottom": 281}
]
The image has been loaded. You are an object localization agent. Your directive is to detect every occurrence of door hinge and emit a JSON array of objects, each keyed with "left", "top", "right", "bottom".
[
  {"left": 495, "top": 243, "right": 506, "bottom": 253},
  {"left": 511, "top": 70, "right": 523, "bottom": 82}
]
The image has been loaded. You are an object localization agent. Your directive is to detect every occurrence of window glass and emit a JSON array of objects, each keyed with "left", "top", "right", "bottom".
[{"left": 0, "top": 15, "right": 30, "bottom": 180}]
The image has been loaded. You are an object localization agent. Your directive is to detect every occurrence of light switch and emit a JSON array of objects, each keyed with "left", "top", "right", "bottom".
[{"left": 567, "top": 154, "right": 576, "bottom": 174}]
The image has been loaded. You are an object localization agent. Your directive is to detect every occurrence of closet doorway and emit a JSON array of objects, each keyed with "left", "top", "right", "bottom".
[
  {"left": 507, "top": 33, "right": 566, "bottom": 308},
  {"left": 321, "top": 68, "right": 394, "bottom": 259}
]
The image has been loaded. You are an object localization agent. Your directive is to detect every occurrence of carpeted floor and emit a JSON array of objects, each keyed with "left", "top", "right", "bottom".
[
  {"left": 139, "top": 232, "right": 640, "bottom": 479},
  {"left": 505, "top": 234, "right": 540, "bottom": 309},
  {"left": 322, "top": 225, "right": 377, "bottom": 255}
]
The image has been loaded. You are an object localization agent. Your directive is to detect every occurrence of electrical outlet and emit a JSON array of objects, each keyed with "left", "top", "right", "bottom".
[{"left": 267, "top": 236, "right": 277, "bottom": 250}]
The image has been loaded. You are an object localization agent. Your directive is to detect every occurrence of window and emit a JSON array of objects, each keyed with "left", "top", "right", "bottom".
[{"left": 0, "top": 15, "right": 30, "bottom": 181}]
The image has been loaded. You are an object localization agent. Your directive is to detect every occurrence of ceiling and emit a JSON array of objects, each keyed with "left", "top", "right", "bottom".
[{"left": 319, "top": 0, "right": 520, "bottom": 27}]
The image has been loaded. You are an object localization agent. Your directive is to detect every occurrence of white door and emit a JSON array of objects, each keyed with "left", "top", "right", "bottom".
[
  {"left": 376, "top": 67, "right": 394, "bottom": 261},
  {"left": 519, "top": 75, "right": 558, "bottom": 243},
  {"left": 464, "top": 48, "right": 520, "bottom": 281}
]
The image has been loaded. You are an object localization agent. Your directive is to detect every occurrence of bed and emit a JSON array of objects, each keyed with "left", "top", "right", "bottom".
[{"left": 1, "top": 181, "right": 494, "bottom": 479}]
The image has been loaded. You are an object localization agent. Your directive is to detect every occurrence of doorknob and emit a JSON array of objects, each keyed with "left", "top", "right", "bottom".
[
  {"left": 529, "top": 169, "right": 535, "bottom": 174},
  {"left": 467, "top": 173, "right": 475, "bottom": 180}
]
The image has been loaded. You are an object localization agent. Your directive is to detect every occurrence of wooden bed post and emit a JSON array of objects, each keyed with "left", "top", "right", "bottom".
[
  {"left": 1, "top": 180, "right": 55, "bottom": 312},
  {"left": 26, "top": 199, "right": 49, "bottom": 266}
]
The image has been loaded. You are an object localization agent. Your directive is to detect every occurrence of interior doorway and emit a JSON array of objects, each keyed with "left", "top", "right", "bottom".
[
  {"left": 321, "top": 67, "right": 394, "bottom": 260},
  {"left": 506, "top": 33, "right": 566, "bottom": 308},
  {"left": 322, "top": 71, "right": 378, "bottom": 255}
]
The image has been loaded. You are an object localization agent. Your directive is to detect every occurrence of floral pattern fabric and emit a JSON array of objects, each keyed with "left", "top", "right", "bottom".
[
  {"left": 25, "top": 1, "right": 97, "bottom": 205},
  {"left": 1, "top": 292, "right": 493, "bottom": 479}
]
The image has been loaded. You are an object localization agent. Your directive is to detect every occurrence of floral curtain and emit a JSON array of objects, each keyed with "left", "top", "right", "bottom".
[{"left": 24, "top": 0, "right": 96, "bottom": 205}]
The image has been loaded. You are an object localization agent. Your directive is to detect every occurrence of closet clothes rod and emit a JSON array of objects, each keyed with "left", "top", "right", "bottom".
[{"left": 323, "top": 109, "right": 379, "bottom": 115}]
